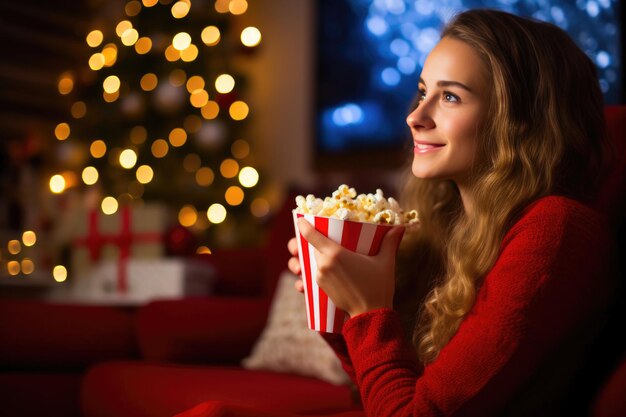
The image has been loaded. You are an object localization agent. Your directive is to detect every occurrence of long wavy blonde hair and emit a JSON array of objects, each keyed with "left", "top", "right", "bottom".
[{"left": 394, "top": 9, "right": 609, "bottom": 364}]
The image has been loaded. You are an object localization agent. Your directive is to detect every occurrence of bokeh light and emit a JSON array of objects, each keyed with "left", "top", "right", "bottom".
[
  {"left": 241, "top": 26, "right": 261, "bottom": 47},
  {"left": 82, "top": 166, "right": 99, "bottom": 185},
  {"left": 238, "top": 166, "right": 259, "bottom": 187},
  {"left": 86, "top": 30, "right": 104, "bottom": 47},
  {"left": 207, "top": 203, "right": 227, "bottom": 224},
  {"left": 53, "top": 265, "right": 68, "bottom": 282},
  {"left": 101, "top": 196, "right": 119, "bottom": 215}
]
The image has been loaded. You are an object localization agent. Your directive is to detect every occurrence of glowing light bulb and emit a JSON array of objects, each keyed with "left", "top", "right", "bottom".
[
  {"left": 21, "top": 259, "right": 35, "bottom": 275},
  {"left": 196, "top": 246, "right": 212, "bottom": 255},
  {"left": 55, "top": 123, "right": 70, "bottom": 140},
  {"left": 238, "top": 166, "right": 259, "bottom": 187},
  {"left": 229, "top": 101, "right": 249, "bottom": 121},
  {"left": 178, "top": 205, "right": 198, "bottom": 227},
  {"left": 214, "top": 0, "right": 230, "bottom": 13},
  {"left": 225, "top": 186, "right": 244, "bottom": 206},
  {"left": 140, "top": 73, "right": 158, "bottom": 91},
  {"left": 58, "top": 73, "right": 74, "bottom": 95},
  {"left": 207, "top": 204, "right": 227, "bottom": 224},
  {"left": 50, "top": 175, "right": 66, "bottom": 194},
  {"left": 103, "top": 75, "right": 121, "bottom": 93},
  {"left": 172, "top": 32, "right": 192, "bottom": 50},
  {"left": 86, "top": 30, "right": 104, "bottom": 47},
  {"left": 169, "top": 128, "right": 187, "bottom": 147},
  {"left": 102, "top": 44, "right": 118, "bottom": 66},
  {"left": 135, "top": 37, "right": 152, "bottom": 54},
  {"left": 116, "top": 20, "right": 133, "bottom": 37},
  {"left": 165, "top": 45, "right": 181, "bottom": 61},
  {"left": 241, "top": 26, "right": 261, "bottom": 47},
  {"left": 22, "top": 231, "right": 37, "bottom": 247},
  {"left": 53, "top": 265, "right": 68, "bottom": 282},
  {"left": 201, "top": 26, "right": 220, "bottom": 46},
  {"left": 119, "top": 149, "right": 138, "bottom": 169},
  {"left": 121, "top": 28, "right": 139, "bottom": 46},
  {"left": 101, "top": 196, "right": 119, "bottom": 215},
  {"left": 220, "top": 159, "right": 239, "bottom": 178},
  {"left": 180, "top": 44, "right": 198, "bottom": 62},
  {"left": 229, "top": 0, "right": 248, "bottom": 15},
  {"left": 8, "top": 240, "right": 21, "bottom": 255},
  {"left": 186, "top": 75, "right": 205, "bottom": 93},
  {"left": 90, "top": 140, "right": 107, "bottom": 158},
  {"left": 136, "top": 165, "right": 154, "bottom": 184},
  {"left": 215, "top": 74, "right": 235, "bottom": 93},
  {"left": 171, "top": 0, "right": 191, "bottom": 18},
  {"left": 201, "top": 101, "right": 219, "bottom": 119},
  {"left": 189, "top": 90, "right": 209, "bottom": 108},
  {"left": 151, "top": 139, "right": 169, "bottom": 158},
  {"left": 82, "top": 166, "right": 99, "bottom": 185},
  {"left": 7, "top": 261, "right": 20, "bottom": 276}
]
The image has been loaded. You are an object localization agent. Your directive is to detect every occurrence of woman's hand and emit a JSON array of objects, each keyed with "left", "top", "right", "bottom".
[
  {"left": 287, "top": 237, "right": 305, "bottom": 293},
  {"left": 294, "top": 218, "right": 405, "bottom": 318}
]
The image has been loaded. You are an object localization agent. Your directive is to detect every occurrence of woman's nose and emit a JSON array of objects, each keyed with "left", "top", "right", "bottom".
[{"left": 406, "top": 101, "right": 435, "bottom": 130}]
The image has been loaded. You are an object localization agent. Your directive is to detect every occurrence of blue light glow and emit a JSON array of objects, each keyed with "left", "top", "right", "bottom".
[
  {"left": 390, "top": 38, "right": 410, "bottom": 56},
  {"left": 332, "top": 103, "right": 365, "bottom": 126},
  {"left": 381, "top": 67, "right": 401, "bottom": 86},
  {"left": 415, "top": 0, "right": 436, "bottom": 16},
  {"left": 397, "top": 56, "right": 417, "bottom": 74},
  {"left": 586, "top": 1, "right": 600, "bottom": 18},
  {"left": 366, "top": 16, "right": 388, "bottom": 36},
  {"left": 596, "top": 51, "right": 610, "bottom": 68}
]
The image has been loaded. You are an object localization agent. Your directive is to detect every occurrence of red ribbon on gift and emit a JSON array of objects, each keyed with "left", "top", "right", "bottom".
[{"left": 74, "top": 206, "right": 163, "bottom": 293}]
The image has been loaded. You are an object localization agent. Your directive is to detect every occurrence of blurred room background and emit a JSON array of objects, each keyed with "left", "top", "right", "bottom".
[{"left": 0, "top": 0, "right": 622, "bottom": 299}]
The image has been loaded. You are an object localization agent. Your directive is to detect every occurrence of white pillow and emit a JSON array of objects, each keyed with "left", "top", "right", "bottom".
[{"left": 241, "top": 271, "right": 350, "bottom": 385}]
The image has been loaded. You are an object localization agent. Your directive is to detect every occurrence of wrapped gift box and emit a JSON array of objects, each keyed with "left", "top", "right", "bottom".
[
  {"left": 48, "top": 258, "right": 216, "bottom": 305},
  {"left": 71, "top": 204, "right": 167, "bottom": 294}
]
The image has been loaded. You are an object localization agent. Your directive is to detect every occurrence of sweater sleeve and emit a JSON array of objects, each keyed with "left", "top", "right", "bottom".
[{"left": 341, "top": 197, "right": 613, "bottom": 417}]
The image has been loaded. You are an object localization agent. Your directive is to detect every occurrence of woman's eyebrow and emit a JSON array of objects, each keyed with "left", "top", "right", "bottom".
[{"left": 419, "top": 77, "right": 473, "bottom": 92}]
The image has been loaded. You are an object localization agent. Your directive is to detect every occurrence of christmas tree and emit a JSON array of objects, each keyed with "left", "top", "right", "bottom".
[{"left": 48, "top": 0, "right": 268, "bottom": 256}]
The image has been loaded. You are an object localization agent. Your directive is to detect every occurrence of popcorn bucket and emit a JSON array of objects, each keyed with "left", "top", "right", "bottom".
[{"left": 293, "top": 211, "right": 394, "bottom": 333}]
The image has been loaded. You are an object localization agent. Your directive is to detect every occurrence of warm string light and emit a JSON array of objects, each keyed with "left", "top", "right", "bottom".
[
  {"left": 0, "top": 232, "right": 45, "bottom": 278},
  {"left": 45, "top": 0, "right": 269, "bottom": 258}
]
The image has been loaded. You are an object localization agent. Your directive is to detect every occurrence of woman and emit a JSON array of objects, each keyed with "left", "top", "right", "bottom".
[{"left": 288, "top": 9, "right": 616, "bottom": 416}]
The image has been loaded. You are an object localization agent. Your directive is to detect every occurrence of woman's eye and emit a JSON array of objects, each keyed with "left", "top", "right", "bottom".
[
  {"left": 443, "top": 92, "right": 460, "bottom": 102},
  {"left": 418, "top": 89, "right": 426, "bottom": 101}
]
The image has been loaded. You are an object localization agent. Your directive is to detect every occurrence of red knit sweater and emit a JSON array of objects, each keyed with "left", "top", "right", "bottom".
[{"left": 324, "top": 196, "right": 615, "bottom": 417}]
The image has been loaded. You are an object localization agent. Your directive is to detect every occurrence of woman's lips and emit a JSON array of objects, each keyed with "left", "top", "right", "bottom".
[{"left": 414, "top": 142, "right": 444, "bottom": 154}]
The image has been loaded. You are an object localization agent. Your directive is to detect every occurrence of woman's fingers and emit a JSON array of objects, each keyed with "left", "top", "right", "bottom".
[
  {"left": 288, "top": 256, "right": 301, "bottom": 275},
  {"left": 287, "top": 237, "right": 299, "bottom": 256},
  {"left": 296, "top": 218, "right": 335, "bottom": 253},
  {"left": 294, "top": 279, "right": 304, "bottom": 293}
]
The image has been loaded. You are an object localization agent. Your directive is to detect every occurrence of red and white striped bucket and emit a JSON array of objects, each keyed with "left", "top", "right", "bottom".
[{"left": 293, "top": 210, "right": 393, "bottom": 333}]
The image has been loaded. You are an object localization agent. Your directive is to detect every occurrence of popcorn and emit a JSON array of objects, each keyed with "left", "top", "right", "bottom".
[{"left": 294, "top": 185, "right": 419, "bottom": 225}]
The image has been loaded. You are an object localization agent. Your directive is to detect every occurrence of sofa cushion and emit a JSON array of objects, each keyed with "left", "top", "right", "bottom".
[
  {"left": 0, "top": 300, "right": 137, "bottom": 370},
  {"left": 81, "top": 361, "right": 356, "bottom": 417},
  {"left": 242, "top": 271, "right": 350, "bottom": 385},
  {"left": 136, "top": 297, "right": 270, "bottom": 363},
  {"left": 0, "top": 373, "right": 82, "bottom": 417}
]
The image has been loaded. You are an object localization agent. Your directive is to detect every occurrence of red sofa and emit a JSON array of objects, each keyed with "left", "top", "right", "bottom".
[{"left": 1, "top": 106, "right": 625, "bottom": 417}]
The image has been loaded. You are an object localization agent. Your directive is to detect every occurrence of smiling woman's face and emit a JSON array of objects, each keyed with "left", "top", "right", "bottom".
[{"left": 406, "top": 36, "right": 491, "bottom": 186}]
